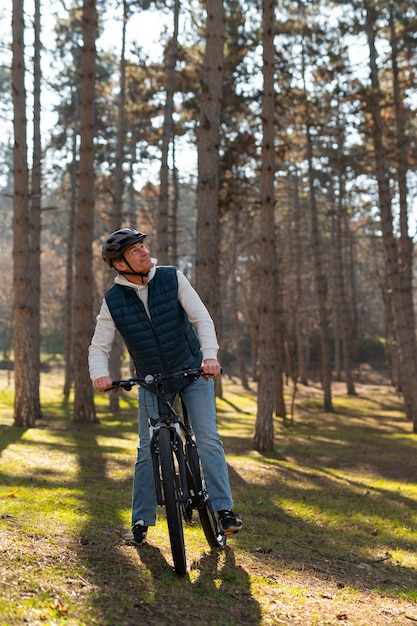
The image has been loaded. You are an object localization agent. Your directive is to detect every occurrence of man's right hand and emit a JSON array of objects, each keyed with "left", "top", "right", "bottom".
[{"left": 93, "top": 376, "right": 114, "bottom": 392}]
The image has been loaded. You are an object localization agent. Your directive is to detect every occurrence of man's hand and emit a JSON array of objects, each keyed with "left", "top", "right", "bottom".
[
  {"left": 201, "top": 358, "right": 222, "bottom": 379},
  {"left": 93, "top": 376, "right": 115, "bottom": 393}
]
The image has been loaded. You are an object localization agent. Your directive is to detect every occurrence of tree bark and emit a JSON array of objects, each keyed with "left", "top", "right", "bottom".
[
  {"left": 253, "top": 0, "right": 276, "bottom": 452},
  {"left": 108, "top": 0, "right": 129, "bottom": 413},
  {"left": 63, "top": 88, "right": 78, "bottom": 400},
  {"left": 73, "top": 0, "right": 97, "bottom": 423},
  {"left": 291, "top": 170, "right": 308, "bottom": 385},
  {"left": 389, "top": 4, "right": 416, "bottom": 416},
  {"left": 195, "top": 0, "right": 224, "bottom": 324},
  {"left": 195, "top": 0, "right": 224, "bottom": 399},
  {"left": 331, "top": 129, "right": 356, "bottom": 395},
  {"left": 158, "top": 0, "right": 179, "bottom": 265},
  {"left": 30, "top": 0, "right": 42, "bottom": 416},
  {"left": 365, "top": 2, "right": 417, "bottom": 429},
  {"left": 306, "top": 123, "right": 333, "bottom": 411},
  {"left": 12, "top": 0, "right": 40, "bottom": 427}
]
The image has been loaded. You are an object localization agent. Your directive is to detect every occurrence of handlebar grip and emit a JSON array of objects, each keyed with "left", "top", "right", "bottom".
[
  {"left": 200, "top": 367, "right": 222, "bottom": 376},
  {"left": 106, "top": 381, "right": 133, "bottom": 392}
]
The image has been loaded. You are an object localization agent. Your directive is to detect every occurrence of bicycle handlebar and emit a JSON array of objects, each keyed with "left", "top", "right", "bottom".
[{"left": 106, "top": 366, "right": 216, "bottom": 392}]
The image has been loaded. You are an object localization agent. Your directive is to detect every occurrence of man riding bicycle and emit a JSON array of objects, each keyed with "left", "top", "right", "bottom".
[{"left": 88, "top": 228, "right": 242, "bottom": 546}]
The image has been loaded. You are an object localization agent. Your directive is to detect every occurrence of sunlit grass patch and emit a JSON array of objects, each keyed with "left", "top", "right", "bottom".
[
  {"left": 216, "top": 379, "right": 258, "bottom": 417},
  {"left": 300, "top": 391, "right": 406, "bottom": 426},
  {"left": 398, "top": 588, "right": 417, "bottom": 602}
]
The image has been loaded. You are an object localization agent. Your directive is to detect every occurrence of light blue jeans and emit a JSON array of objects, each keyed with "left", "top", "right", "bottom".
[{"left": 131, "top": 376, "right": 234, "bottom": 526}]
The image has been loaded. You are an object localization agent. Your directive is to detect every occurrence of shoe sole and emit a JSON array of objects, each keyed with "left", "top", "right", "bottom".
[
  {"left": 123, "top": 531, "right": 147, "bottom": 546},
  {"left": 124, "top": 539, "right": 146, "bottom": 546},
  {"left": 124, "top": 537, "right": 147, "bottom": 546},
  {"left": 220, "top": 525, "right": 242, "bottom": 535}
]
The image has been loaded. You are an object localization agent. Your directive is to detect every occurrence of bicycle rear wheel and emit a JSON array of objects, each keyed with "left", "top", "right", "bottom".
[
  {"left": 158, "top": 427, "right": 187, "bottom": 576},
  {"left": 198, "top": 502, "right": 226, "bottom": 549},
  {"left": 186, "top": 439, "right": 226, "bottom": 550}
]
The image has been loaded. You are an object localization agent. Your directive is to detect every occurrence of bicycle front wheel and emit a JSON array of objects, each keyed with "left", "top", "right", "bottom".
[{"left": 158, "top": 427, "right": 187, "bottom": 576}]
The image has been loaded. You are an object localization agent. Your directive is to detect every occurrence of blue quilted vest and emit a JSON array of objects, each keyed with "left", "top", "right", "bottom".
[{"left": 105, "top": 266, "right": 202, "bottom": 392}]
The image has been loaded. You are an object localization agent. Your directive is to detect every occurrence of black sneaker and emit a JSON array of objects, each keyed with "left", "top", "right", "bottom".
[
  {"left": 218, "top": 510, "right": 242, "bottom": 535},
  {"left": 124, "top": 521, "right": 148, "bottom": 546}
]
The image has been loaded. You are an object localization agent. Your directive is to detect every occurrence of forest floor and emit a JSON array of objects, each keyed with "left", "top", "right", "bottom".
[{"left": 1, "top": 365, "right": 417, "bottom": 625}]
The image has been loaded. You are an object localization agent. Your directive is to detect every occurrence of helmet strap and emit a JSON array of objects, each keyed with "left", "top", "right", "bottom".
[{"left": 116, "top": 255, "right": 150, "bottom": 284}]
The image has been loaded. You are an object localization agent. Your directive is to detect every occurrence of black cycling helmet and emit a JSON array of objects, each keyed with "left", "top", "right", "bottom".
[{"left": 102, "top": 228, "right": 147, "bottom": 268}]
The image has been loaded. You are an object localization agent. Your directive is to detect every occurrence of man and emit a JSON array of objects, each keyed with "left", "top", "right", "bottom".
[{"left": 89, "top": 228, "right": 242, "bottom": 546}]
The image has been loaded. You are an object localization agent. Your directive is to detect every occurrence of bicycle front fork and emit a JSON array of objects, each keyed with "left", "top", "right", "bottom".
[{"left": 150, "top": 424, "right": 189, "bottom": 506}]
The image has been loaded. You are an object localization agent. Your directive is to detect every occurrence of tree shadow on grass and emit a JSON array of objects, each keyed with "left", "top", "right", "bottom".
[
  {"left": 212, "top": 388, "right": 417, "bottom": 619},
  {"left": 0, "top": 424, "right": 28, "bottom": 455},
  {"left": 226, "top": 438, "right": 417, "bottom": 603},
  {"left": 275, "top": 420, "right": 417, "bottom": 483},
  {"left": 217, "top": 397, "right": 252, "bottom": 414}
]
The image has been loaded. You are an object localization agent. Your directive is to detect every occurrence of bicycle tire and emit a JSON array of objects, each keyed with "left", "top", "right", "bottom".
[
  {"left": 198, "top": 502, "right": 226, "bottom": 550},
  {"left": 158, "top": 427, "right": 187, "bottom": 576},
  {"left": 187, "top": 440, "right": 226, "bottom": 550}
]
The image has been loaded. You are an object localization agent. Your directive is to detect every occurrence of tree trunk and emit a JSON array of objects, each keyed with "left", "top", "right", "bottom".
[
  {"left": 112, "top": 0, "right": 127, "bottom": 229},
  {"left": 365, "top": 2, "right": 417, "bottom": 429},
  {"left": 73, "top": 0, "right": 97, "bottom": 423},
  {"left": 291, "top": 170, "right": 308, "bottom": 385},
  {"left": 253, "top": 0, "right": 276, "bottom": 452},
  {"left": 63, "top": 88, "right": 78, "bottom": 399},
  {"left": 195, "top": 0, "right": 224, "bottom": 325},
  {"left": 306, "top": 123, "right": 333, "bottom": 411},
  {"left": 171, "top": 140, "right": 179, "bottom": 265},
  {"left": 345, "top": 208, "right": 360, "bottom": 371},
  {"left": 107, "top": 0, "right": 129, "bottom": 413},
  {"left": 332, "top": 141, "right": 356, "bottom": 395},
  {"left": 30, "top": 0, "right": 42, "bottom": 417},
  {"left": 389, "top": 4, "right": 416, "bottom": 414},
  {"left": 158, "top": 0, "right": 179, "bottom": 265},
  {"left": 12, "top": 0, "right": 40, "bottom": 427}
]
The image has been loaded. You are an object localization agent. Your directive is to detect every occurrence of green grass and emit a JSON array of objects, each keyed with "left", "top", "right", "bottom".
[{"left": 1, "top": 371, "right": 417, "bottom": 625}]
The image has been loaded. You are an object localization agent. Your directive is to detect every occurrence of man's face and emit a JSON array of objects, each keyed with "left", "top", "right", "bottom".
[{"left": 115, "top": 242, "right": 153, "bottom": 273}]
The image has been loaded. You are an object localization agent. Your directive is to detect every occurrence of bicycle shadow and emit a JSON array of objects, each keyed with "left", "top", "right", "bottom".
[
  {"left": 137, "top": 541, "right": 262, "bottom": 625},
  {"left": 192, "top": 546, "right": 262, "bottom": 624},
  {"left": 135, "top": 542, "right": 174, "bottom": 576}
]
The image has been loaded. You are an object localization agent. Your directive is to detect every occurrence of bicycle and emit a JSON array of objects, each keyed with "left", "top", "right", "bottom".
[{"left": 107, "top": 366, "right": 226, "bottom": 576}]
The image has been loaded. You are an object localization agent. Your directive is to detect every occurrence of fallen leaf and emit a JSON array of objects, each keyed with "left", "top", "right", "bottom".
[{"left": 53, "top": 597, "right": 68, "bottom": 615}]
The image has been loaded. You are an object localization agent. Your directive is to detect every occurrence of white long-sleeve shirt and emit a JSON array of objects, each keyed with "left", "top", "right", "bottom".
[{"left": 88, "top": 265, "right": 219, "bottom": 381}]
